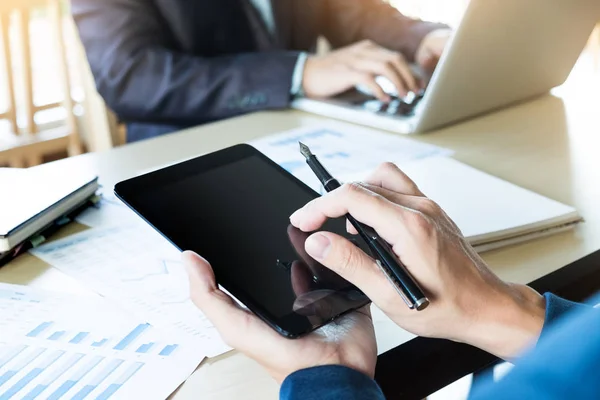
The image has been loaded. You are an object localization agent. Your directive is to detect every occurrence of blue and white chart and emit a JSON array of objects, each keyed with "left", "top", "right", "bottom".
[
  {"left": 30, "top": 226, "right": 230, "bottom": 358},
  {"left": 249, "top": 122, "right": 452, "bottom": 192},
  {"left": 0, "top": 283, "right": 202, "bottom": 400}
]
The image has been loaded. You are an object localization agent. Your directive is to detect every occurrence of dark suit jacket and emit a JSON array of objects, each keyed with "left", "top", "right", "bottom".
[{"left": 72, "top": 0, "right": 447, "bottom": 141}]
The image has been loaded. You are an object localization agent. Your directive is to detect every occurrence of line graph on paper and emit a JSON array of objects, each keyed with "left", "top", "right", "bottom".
[
  {"left": 120, "top": 259, "right": 182, "bottom": 283},
  {"left": 31, "top": 226, "right": 230, "bottom": 357}
]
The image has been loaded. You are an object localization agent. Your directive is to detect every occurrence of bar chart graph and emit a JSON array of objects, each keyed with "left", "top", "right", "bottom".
[
  {"left": 95, "top": 362, "right": 144, "bottom": 400},
  {"left": 113, "top": 324, "right": 150, "bottom": 351},
  {"left": 22, "top": 353, "right": 84, "bottom": 400},
  {"left": 158, "top": 345, "right": 178, "bottom": 357},
  {"left": 135, "top": 342, "right": 154, "bottom": 354},
  {"left": 69, "top": 333, "right": 89, "bottom": 345},
  {"left": 45, "top": 355, "right": 105, "bottom": 400},
  {"left": 26, "top": 323, "right": 53, "bottom": 338},
  {"left": 18, "top": 321, "right": 180, "bottom": 358},
  {"left": 91, "top": 339, "right": 108, "bottom": 348},
  {"left": 0, "top": 326, "right": 172, "bottom": 400},
  {"left": 0, "top": 349, "right": 64, "bottom": 400},
  {"left": 0, "top": 283, "right": 202, "bottom": 400},
  {"left": 30, "top": 224, "right": 230, "bottom": 358},
  {"left": 48, "top": 332, "right": 66, "bottom": 341}
]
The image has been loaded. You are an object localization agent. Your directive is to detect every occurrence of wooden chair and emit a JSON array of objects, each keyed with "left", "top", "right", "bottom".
[{"left": 0, "top": 0, "right": 83, "bottom": 168}]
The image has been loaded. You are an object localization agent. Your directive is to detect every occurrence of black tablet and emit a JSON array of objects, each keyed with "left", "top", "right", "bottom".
[{"left": 114, "top": 144, "right": 370, "bottom": 338}]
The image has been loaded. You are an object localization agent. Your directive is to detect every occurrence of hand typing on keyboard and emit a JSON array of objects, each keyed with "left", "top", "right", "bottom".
[
  {"left": 356, "top": 75, "right": 421, "bottom": 100},
  {"left": 359, "top": 87, "right": 425, "bottom": 117},
  {"left": 302, "top": 40, "right": 419, "bottom": 102}
]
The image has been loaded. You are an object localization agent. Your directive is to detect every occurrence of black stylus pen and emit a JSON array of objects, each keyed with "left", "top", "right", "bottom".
[{"left": 298, "top": 142, "right": 430, "bottom": 311}]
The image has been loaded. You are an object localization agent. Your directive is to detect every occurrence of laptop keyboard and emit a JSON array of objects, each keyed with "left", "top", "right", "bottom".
[{"left": 332, "top": 89, "right": 425, "bottom": 117}]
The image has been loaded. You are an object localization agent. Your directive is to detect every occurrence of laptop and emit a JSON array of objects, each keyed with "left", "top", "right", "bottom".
[{"left": 292, "top": 0, "right": 600, "bottom": 134}]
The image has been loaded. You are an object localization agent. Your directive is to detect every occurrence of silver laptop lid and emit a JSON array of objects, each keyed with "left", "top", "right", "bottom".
[{"left": 415, "top": 0, "right": 600, "bottom": 133}]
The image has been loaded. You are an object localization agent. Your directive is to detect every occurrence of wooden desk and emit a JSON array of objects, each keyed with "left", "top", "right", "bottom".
[{"left": 2, "top": 77, "right": 600, "bottom": 399}]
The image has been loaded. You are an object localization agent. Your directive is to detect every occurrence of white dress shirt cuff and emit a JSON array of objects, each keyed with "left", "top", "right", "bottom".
[{"left": 290, "top": 52, "right": 308, "bottom": 97}]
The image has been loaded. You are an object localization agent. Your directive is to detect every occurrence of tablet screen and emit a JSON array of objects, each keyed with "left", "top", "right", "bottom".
[{"left": 117, "top": 146, "right": 369, "bottom": 336}]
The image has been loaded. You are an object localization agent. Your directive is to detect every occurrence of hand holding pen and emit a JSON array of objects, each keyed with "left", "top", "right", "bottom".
[
  {"left": 296, "top": 143, "right": 429, "bottom": 311},
  {"left": 290, "top": 159, "right": 545, "bottom": 359}
]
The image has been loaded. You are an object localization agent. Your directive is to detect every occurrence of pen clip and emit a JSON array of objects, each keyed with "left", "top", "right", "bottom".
[{"left": 376, "top": 260, "right": 415, "bottom": 309}]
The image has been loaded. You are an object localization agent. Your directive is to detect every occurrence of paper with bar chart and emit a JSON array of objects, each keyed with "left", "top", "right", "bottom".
[
  {"left": 0, "top": 283, "right": 203, "bottom": 400},
  {"left": 30, "top": 225, "right": 230, "bottom": 358}
]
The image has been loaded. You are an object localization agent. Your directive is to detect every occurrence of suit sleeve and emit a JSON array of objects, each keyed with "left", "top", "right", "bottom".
[
  {"left": 321, "top": 0, "right": 449, "bottom": 62},
  {"left": 71, "top": 0, "right": 299, "bottom": 126},
  {"left": 280, "top": 365, "right": 385, "bottom": 400},
  {"left": 470, "top": 294, "right": 600, "bottom": 400},
  {"left": 279, "top": 294, "right": 595, "bottom": 400}
]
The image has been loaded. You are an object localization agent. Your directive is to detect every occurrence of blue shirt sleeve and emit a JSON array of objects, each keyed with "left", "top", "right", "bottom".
[
  {"left": 280, "top": 293, "right": 600, "bottom": 400},
  {"left": 542, "top": 293, "right": 587, "bottom": 332},
  {"left": 280, "top": 365, "right": 384, "bottom": 400},
  {"left": 470, "top": 294, "right": 600, "bottom": 400},
  {"left": 280, "top": 293, "right": 595, "bottom": 400}
]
